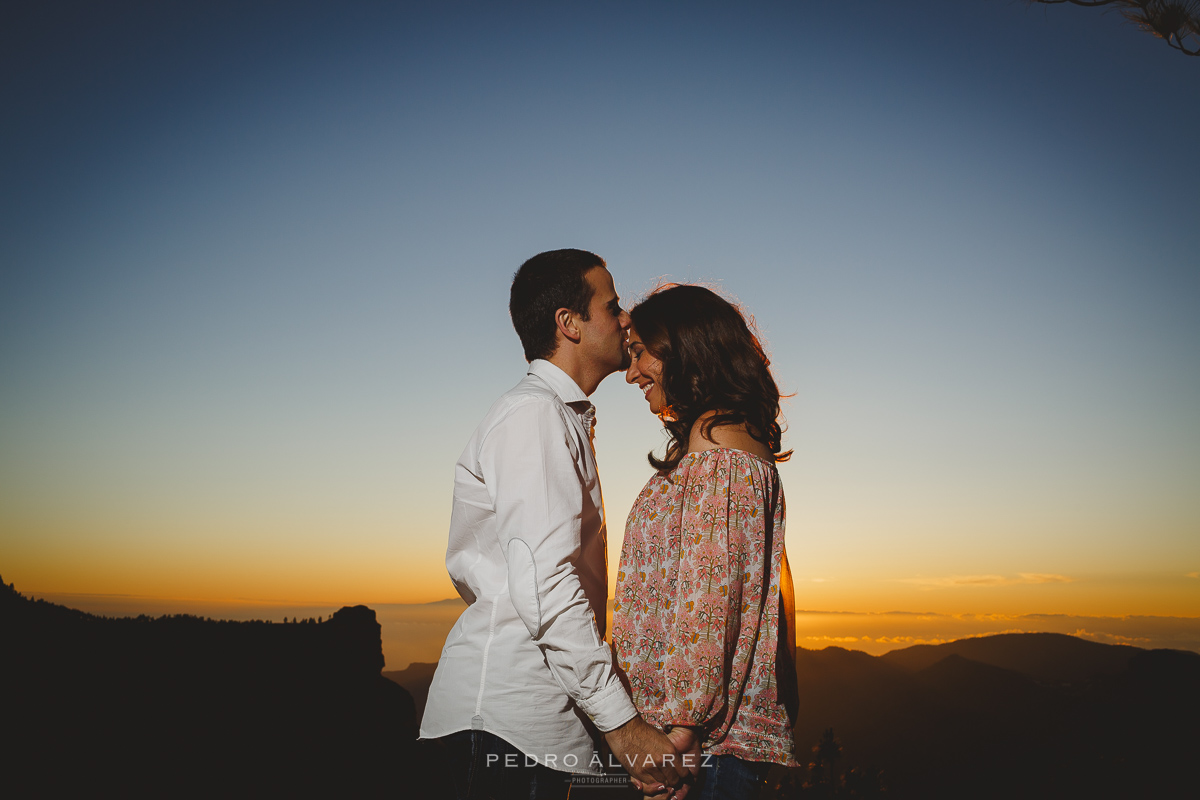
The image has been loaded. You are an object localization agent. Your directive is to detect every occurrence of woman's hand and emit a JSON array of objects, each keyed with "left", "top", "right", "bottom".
[
  {"left": 634, "top": 779, "right": 688, "bottom": 800},
  {"left": 604, "top": 716, "right": 689, "bottom": 796},
  {"left": 633, "top": 727, "right": 702, "bottom": 799}
]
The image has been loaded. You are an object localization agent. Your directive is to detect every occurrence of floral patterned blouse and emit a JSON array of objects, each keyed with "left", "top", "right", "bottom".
[{"left": 613, "top": 448, "right": 799, "bottom": 766}]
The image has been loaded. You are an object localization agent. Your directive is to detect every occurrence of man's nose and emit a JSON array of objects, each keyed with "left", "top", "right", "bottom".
[{"left": 618, "top": 310, "right": 631, "bottom": 328}]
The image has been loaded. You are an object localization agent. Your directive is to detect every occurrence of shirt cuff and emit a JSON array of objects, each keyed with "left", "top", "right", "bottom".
[{"left": 577, "top": 681, "right": 639, "bottom": 733}]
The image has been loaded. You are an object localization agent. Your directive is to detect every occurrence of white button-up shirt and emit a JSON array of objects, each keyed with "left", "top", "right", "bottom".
[{"left": 419, "top": 360, "right": 638, "bottom": 772}]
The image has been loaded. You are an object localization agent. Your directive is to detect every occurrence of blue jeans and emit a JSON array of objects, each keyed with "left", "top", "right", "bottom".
[
  {"left": 439, "top": 730, "right": 573, "bottom": 800},
  {"left": 693, "top": 754, "right": 770, "bottom": 800}
]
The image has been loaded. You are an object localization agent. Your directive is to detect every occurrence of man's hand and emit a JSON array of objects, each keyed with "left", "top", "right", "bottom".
[
  {"left": 603, "top": 715, "right": 689, "bottom": 796},
  {"left": 636, "top": 727, "right": 703, "bottom": 800},
  {"left": 665, "top": 727, "right": 702, "bottom": 780}
]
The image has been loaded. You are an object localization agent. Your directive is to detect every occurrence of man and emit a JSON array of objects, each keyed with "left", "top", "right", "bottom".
[{"left": 420, "top": 250, "right": 689, "bottom": 799}]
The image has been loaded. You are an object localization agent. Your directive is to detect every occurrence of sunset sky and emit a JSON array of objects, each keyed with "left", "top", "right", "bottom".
[{"left": 3, "top": 1, "right": 1198, "bottom": 664}]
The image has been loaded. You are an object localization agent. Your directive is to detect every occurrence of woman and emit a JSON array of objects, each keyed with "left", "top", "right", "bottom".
[{"left": 613, "top": 285, "right": 799, "bottom": 800}]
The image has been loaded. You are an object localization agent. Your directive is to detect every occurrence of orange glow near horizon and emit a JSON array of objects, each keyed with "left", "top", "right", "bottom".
[
  {"left": 10, "top": 555, "right": 1199, "bottom": 618},
  {"left": 7, "top": 470, "right": 1198, "bottom": 619},
  {"left": 9, "top": 517, "right": 1198, "bottom": 671},
  {"left": 8, "top": 561, "right": 454, "bottom": 608},
  {"left": 5, "top": 532, "right": 454, "bottom": 607}
]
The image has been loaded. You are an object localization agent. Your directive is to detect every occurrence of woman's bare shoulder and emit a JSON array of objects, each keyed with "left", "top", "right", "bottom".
[{"left": 688, "top": 410, "right": 774, "bottom": 461}]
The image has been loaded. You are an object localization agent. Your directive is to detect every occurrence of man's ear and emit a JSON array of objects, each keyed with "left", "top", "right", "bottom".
[{"left": 555, "top": 307, "right": 582, "bottom": 344}]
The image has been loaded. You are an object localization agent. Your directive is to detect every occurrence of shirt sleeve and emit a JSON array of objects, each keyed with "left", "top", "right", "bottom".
[
  {"left": 477, "top": 398, "right": 637, "bottom": 733},
  {"left": 655, "top": 454, "right": 768, "bottom": 731}
]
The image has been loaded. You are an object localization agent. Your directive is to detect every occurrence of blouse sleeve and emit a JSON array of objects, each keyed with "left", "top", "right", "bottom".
[{"left": 653, "top": 451, "right": 773, "bottom": 731}]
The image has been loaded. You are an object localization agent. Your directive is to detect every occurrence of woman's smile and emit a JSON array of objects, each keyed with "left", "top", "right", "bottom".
[{"left": 625, "top": 325, "right": 666, "bottom": 414}]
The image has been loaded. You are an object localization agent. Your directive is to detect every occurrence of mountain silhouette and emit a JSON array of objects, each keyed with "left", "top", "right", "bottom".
[
  {"left": 794, "top": 636, "right": 1199, "bottom": 798},
  {"left": 2, "top": 578, "right": 434, "bottom": 798},
  {"left": 383, "top": 661, "right": 439, "bottom": 724},
  {"left": 879, "top": 631, "right": 1140, "bottom": 683},
  {"left": 6, "top": 577, "right": 1197, "bottom": 798}
]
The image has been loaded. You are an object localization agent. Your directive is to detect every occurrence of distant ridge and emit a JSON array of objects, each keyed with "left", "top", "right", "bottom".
[
  {"left": 384, "top": 661, "right": 439, "bottom": 724},
  {"left": 6, "top": 577, "right": 1197, "bottom": 799},
  {"left": 1, "top": 577, "right": 433, "bottom": 798},
  {"left": 879, "top": 631, "right": 1140, "bottom": 683},
  {"left": 795, "top": 633, "right": 1199, "bottom": 798}
]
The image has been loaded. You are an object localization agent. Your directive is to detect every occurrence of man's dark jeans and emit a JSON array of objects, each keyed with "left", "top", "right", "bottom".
[
  {"left": 440, "top": 730, "right": 573, "bottom": 800},
  {"left": 692, "top": 754, "right": 771, "bottom": 800}
]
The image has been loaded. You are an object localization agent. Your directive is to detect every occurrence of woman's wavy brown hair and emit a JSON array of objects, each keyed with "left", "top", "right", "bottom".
[{"left": 629, "top": 284, "right": 791, "bottom": 472}]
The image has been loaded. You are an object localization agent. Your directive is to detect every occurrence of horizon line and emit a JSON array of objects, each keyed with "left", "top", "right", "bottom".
[{"left": 18, "top": 589, "right": 1200, "bottom": 622}]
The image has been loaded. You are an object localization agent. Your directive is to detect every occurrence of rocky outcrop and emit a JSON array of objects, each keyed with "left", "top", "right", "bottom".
[{"left": 2, "top": 579, "right": 422, "bottom": 798}]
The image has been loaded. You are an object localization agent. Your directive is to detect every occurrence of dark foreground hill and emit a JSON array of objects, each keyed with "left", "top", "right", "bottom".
[
  {"left": 792, "top": 633, "right": 1200, "bottom": 798},
  {"left": 2, "top": 579, "right": 434, "bottom": 798},
  {"left": 383, "top": 660, "right": 439, "bottom": 725},
  {"left": 7, "top": 577, "right": 1198, "bottom": 799}
]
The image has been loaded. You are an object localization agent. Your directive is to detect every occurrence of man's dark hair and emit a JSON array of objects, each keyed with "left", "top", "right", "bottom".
[{"left": 509, "top": 249, "right": 606, "bottom": 362}]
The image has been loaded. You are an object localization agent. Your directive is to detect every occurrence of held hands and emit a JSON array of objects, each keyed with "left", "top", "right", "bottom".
[
  {"left": 637, "top": 727, "right": 702, "bottom": 800},
  {"left": 603, "top": 716, "right": 691, "bottom": 798},
  {"left": 665, "top": 726, "right": 702, "bottom": 779}
]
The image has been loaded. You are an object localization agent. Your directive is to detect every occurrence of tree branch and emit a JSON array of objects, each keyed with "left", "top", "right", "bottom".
[{"left": 1028, "top": 0, "right": 1200, "bottom": 56}]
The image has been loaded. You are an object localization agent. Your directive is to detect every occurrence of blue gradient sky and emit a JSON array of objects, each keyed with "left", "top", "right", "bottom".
[{"left": 3, "top": 1, "right": 1197, "bottom": 616}]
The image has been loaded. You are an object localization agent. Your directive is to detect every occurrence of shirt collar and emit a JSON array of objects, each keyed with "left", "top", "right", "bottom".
[{"left": 528, "top": 359, "right": 590, "bottom": 406}]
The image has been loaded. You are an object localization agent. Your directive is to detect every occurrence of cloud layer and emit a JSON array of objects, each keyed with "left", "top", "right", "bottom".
[
  {"left": 898, "top": 573, "right": 1073, "bottom": 588},
  {"left": 793, "top": 610, "right": 1200, "bottom": 657}
]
